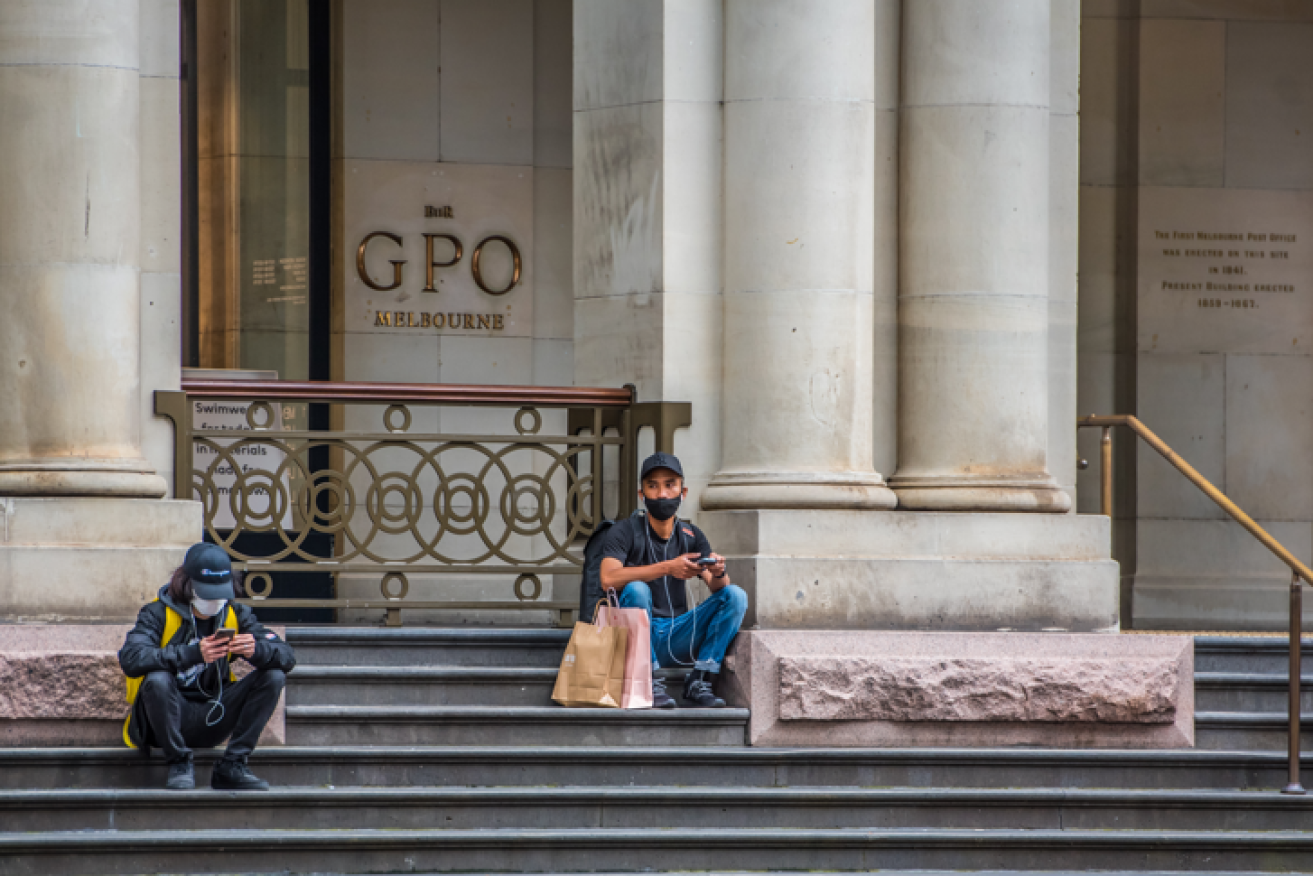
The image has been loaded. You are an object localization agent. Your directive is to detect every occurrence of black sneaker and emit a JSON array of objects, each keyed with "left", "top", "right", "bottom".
[
  {"left": 211, "top": 759, "right": 270, "bottom": 791},
  {"left": 682, "top": 669, "right": 726, "bottom": 708},
  {"left": 165, "top": 757, "right": 195, "bottom": 790},
  {"left": 651, "top": 676, "right": 677, "bottom": 709}
]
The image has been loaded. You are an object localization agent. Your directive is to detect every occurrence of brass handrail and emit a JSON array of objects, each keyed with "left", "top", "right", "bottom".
[
  {"left": 1079, "top": 414, "right": 1308, "bottom": 795},
  {"left": 179, "top": 378, "right": 634, "bottom": 407}
]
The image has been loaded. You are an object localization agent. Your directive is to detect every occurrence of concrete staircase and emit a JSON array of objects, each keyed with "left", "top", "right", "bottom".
[
  {"left": 1194, "top": 635, "right": 1313, "bottom": 751},
  {"left": 1, "top": 630, "right": 1312, "bottom": 875}
]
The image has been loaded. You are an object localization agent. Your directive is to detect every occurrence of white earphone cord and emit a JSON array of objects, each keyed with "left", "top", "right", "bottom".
[
  {"left": 645, "top": 515, "right": 697, "bottom": 668},
  {"left": 192, "top": 614, "right": 227, "bottom": 727}
]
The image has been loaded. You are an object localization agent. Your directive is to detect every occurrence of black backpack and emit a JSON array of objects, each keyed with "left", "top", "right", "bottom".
[{"left": 577, "top": 510, "right": 643, "bottom": 623}]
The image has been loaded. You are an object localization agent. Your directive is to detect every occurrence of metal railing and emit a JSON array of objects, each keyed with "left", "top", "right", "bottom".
[
  {"left": 157, "top": 379, "right": 690, "bottom": 628},
  {"left": 1079, "top": 414, "right": 1309, "bottom": 795}
]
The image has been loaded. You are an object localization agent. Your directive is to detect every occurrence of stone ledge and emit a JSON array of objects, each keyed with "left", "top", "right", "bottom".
[
  {"left": 0, "top": 498, "right": 199, "bottom": 546},
  {"left": 698, "top": 509, "right": 1120, "bottom": 631},
  {"left": 0, "top": 624, "right": 285, "bottom": 747},
  {"left": 720, "top": 631, "right": 1193, "bottom": 748},
  {"left": 0, "top": 498, "right": 200, "bottom": 622}
]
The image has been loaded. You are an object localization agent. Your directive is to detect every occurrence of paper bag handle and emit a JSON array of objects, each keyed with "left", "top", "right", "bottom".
[{"left": 591, "top": 588, "right": 622, "bottom": 624}]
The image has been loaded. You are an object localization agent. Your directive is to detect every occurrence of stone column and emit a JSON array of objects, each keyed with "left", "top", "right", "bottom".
[
  {"left": 891, "top": 0, "right": 1069, "bottom": 513},
  {"left": 0, "top": 0, "right": 167, "bottom": 499},
  {"left": 701, "top": 0, "right": 896, "bottom": 511},
  {"left": 574, "top": 0, "right": 725, "bottom": 515},
  {"left": 0, "top": 1, "right": 196, "bottom": 624}
]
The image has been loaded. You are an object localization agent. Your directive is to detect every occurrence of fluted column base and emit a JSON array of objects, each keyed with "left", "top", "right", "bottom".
[
  {"left": 0, "top": 460, "right": 168, "bottom": 499},
  {"left": 701, "top": 471, "right": 898, "bottom": 511},
  {"left": 890, "top": 475, "right": 1071, "bottom": 513}
]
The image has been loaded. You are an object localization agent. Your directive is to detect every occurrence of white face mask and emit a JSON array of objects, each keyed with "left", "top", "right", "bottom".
[{"left": 191, "top": 596, "right": 227, "bottom": 617}]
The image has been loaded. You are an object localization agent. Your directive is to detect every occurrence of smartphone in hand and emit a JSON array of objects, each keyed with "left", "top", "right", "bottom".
[{"left": 212, "top": 628, "right": 236, "bottom": 643}]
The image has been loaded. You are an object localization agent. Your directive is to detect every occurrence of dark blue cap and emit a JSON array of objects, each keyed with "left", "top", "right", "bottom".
[
  {"left": 640, "top": 452, "right": 684, "bottom": 481},
  {"left": 183, "top": 543, "right": 234, "bottom": 600}
]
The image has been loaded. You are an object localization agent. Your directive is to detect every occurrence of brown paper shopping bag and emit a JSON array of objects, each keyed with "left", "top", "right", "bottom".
[
  {"left": 595, "top": 600, "right": 654, "bottom": 710},
  {"left": 551, "top": 620, "right": 629, "bottom": 708}
]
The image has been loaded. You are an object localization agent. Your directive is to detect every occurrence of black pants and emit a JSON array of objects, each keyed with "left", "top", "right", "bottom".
[{"left": 138, "top": 666, "right": 286, "bottom": 764}]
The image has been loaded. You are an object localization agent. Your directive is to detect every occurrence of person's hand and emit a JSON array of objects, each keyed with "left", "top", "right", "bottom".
[
  {"left": 664, "top": 553, "right": 704, "bottom": 580},
  {"left": 704, "top": 553, "right": 727, "bottom": 581},
  {"left": 228, "top": 633, "right": 256, "bottom": 659},
  {"left": 199, "top": 634, "right": 231, "bottom": 664}
]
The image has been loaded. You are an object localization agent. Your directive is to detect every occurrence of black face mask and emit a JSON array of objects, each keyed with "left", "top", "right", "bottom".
[{"left": 644, "top": 496, "right": 682, "bottom": 521}]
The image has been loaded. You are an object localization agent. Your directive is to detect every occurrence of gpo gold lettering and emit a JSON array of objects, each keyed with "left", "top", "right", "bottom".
[{"left": 356, "top": 231, "right": 406, "bottom": 291}]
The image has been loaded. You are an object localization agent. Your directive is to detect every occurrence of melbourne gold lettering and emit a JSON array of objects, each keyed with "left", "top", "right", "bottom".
[
  {"left": 422, "top": 233, "right": 463, "bottom": 292},
  {"left": 370, "top": 310, "right": 507, "bottom": 332},
  {"left": 471, "top": 235, "right": 523, "bottom": 296},
  {"left": 356, "top": 231, "right": 406, "bottom": 291}
]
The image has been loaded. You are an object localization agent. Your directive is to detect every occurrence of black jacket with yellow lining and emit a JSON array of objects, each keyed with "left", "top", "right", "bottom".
[{"left": 117, "top": 584, "right": 296, "bottom": 749}]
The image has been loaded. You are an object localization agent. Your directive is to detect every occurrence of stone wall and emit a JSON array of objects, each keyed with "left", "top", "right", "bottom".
[
  {"left": 331, "top": 0, "right": 575, "bottom": 623},
  {"left": 1078, "top": 0, "right": 1313, "bottom": 629}
]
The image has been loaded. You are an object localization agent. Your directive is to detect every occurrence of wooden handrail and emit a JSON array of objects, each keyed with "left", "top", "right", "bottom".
[{"left": 179, "top": 378, "right": 634, "bottom": 407}]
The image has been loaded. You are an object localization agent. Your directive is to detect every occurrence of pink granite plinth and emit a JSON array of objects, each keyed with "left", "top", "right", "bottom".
[
  {"left": 0, "top": 624, "right": 286, "bottom": 747},
  {"left": 719, "top": 631, "right": 1193, "bottom": 748}
]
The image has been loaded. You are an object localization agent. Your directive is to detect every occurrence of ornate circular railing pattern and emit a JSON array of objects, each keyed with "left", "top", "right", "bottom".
[
  {"left": 192, "top": 404, "right": 606, "bottom": 570},
  {"left": 154, "top": 380, "right": 691, "bottom": 624}
]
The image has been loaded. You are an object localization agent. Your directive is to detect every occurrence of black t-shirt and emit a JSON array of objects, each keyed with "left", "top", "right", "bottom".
[{"left": 599, "top": 515, "right": 713, "bottom": 618}]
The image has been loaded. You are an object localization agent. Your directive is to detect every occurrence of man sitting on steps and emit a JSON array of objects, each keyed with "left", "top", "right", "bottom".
[
  {"left": 599, "top": 452, "right": 748, "bottom": 709},
  {"left": 119, "top": 543, "right": 297, "bottom": 791}
]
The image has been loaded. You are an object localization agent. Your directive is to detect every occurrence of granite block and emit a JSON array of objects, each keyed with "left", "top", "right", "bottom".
[{"left": 720, "top": 630, "right": 1193, "bottom": 748}]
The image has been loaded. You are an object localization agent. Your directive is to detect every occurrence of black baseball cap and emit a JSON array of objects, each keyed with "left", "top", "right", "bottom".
[
  {"left": 183, "top": 543, "right": 234, "bottom": 600},
  {"left": 640, "top": 452, "right": 684, "bottom": 481}
]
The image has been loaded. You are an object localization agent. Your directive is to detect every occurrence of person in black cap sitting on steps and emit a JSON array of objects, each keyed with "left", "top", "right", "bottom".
[
  {"left": 118, "top": 542, "right": 296, "bottom": 790},
  {"left": 599, "top": 452, "right": 748, "bottom": 709}
]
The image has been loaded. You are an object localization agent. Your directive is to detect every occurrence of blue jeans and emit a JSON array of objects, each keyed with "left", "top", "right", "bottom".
[{"left": 618, "top": 580, "right": 748, "bottom": 673}]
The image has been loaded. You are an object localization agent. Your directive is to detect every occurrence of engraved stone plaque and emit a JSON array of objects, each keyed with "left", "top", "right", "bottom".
[{"left": 1138, "top": 186, "right": 1311, "bottom": 355}]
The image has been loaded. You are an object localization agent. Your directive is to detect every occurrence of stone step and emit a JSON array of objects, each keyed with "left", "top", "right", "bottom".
[
  {"left": 286, "top": 665, "right": 698, "bottom": 707},
  {"left": 3, "top": 746, "right": 1308, "bottom": 791},
  {"left": 1194, "top": 636, "right": 1313, "bottom": 674},
  {"left": 6, "top": 785, "right": 1313, "bottom": 833},
  {"left": 1194, "top": 673, "right": 1313, "bottom": 712},
  {"left": 285, "top": 627, "right": 570, "bottom": 667},
  {"left": 3, "top": 827, "right": 1313, "bottom": 874},
  {"left": 287, "top": 666, "right": 559, "bottom": 706},
  {"left": 1195, "top": 711, "right": 1313, "bottom": 750},
  {"left": 188, "top": 873, "right": 1313, "bottom": 876},
  {"left": 284, "top": 705, "right": 750, "bottom": 746},
  {"left": 219, "top": 873, "right": 1313, "bottom": 876}
]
